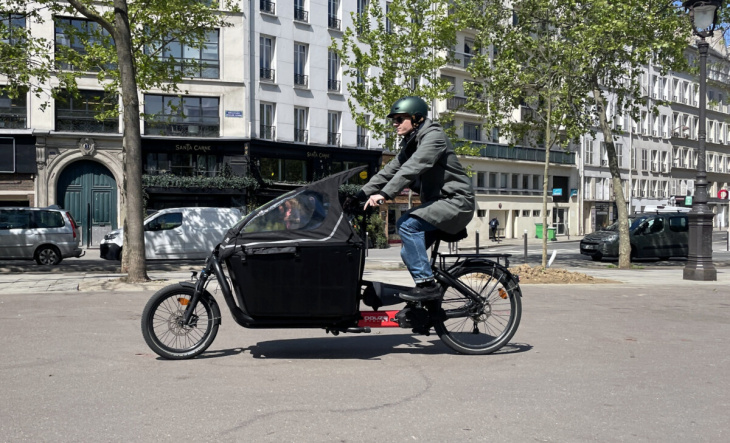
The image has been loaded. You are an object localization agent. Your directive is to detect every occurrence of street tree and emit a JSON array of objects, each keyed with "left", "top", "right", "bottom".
[
  {"left": 0, "top": 0, "right": 235, "bottom": 281},
  {"left": 460, "top": 0, "right": 690, "bottom": 269},
  {"left": 331, "top": 0, "right": 475, "bottom": 153}
]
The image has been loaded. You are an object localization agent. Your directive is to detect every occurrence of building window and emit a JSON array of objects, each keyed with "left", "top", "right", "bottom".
[
  {"left": 260, "top": 36, "right": 275, "bottom": 82},
  {"left": 145, "top": 30, "right": 220, "bottom": 79},
  {"left": 585, "top": 140, "right": 594, "bottom": 165},
  {"left": 294, "top": 43, "right": 308, "bottom": 87},
  {"left": 532, "top": 210, "right": 540, "bottom": 217},
  {"left": 476, "top": 172, "right": 485, "bottom": 188},
  {"left": 294, "top": 107, "right": 308, "bottom": 143},
  {"left": 357, "top": 119, "right": 369, "bottom": 148},
  {"left": 477, "top": 209, "right": 486, "bottom": 217},
  {"left": 328, "top": 50, "right": 340, "bottom": 91},
  {"left": 327, "top": 112, "right": 340, "bottom": 146},
  {"left": 144, "top": 152, "right": 223, "bottom": 177},
  {"left": 259, "top": 158, "right": 305, "bottom": 182},
  {"left": 260, "top": 0, "right": 276, "bottom": 15},
  {"left": 641, "top": 149, "right": 648, "bottom": 171},
  {"left": 356, "top": 0, "right": 369, "bottom": 35},
  {"left": 294, "top": 0, "right": 308, "bottom": 22},
  {"left": 0, "top": 91, "right": 27, "bottom": 129},
  {"left": 55, "top": 17, "right": 113, "bottom": 72},
  {"left": 328, "top": 0, "right": 341, "bottom": 30},
  {"left": 1, "top": 13, "right": 25, "bottom": 45},
  {"left": 260, "top": 103, "right": 275, "bottom": 140},
  {"left": 56, "top": 90, "right": 118, "bottom": 133},
  {"left": 464, "top": 122, "right": 481, "bottom": 141},
  {"left": 144, "top": 94, "right": 220, "bottom": 137}
]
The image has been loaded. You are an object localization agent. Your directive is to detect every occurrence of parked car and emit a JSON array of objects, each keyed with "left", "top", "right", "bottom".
[
  {"left": 100, "top": 207, "right": 242, "bottom": 260},
  {"left": 0, "top": 206, "right": 84, "bottom": 265},
  {"left": 580, "top": 211, "right": 689, "bottom": 261}
]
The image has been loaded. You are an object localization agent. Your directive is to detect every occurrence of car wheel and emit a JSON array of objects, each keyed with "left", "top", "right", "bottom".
[
  {"left": 36, "top": 246, "right": 62, "bottom": 265},
  {"left": 590, "top": 253, "right": 603, "bottom": 262}
]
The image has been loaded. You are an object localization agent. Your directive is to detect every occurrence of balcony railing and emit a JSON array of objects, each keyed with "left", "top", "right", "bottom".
[
  {"left": 357, "top": 135, "right": 369, "bottom": 148},
  {"left": 294, "top": 7, "right": 308, "bottom": 22},
  {"left": 260, "top": 125, "right": 276, "bottom": 140},
  {"left": 0, "top": 111, "right": 27, "bottom": 129},
  {"left": 145, "top": 122, "right": 219, "bottom": 137},
  {"left": 294, "top": 74, "right": 308, "bottom": 87},
  {"left": 56, "top": 114, "right": 119, "bottom": 133},
  {"left": 327, "top": 132, "right": 340, "bottom": 146},
  {"left": 328, "top": 15, "right": 341, "bottom": 30},
  {"left": 471, "top": 142, "right": 576, "bottom": 165},
  {"left": 446, "top": 51, "right": 473, "bottom": 69},
  {"left": 260, "top": 67, "right": 275, "bottom": 82},
  {"left": 295, "top": 129, "right": 308, "bottom": 143},
  {"left": 327, "top": 79, "right": 341, "bottom": 92},
  {"left": 260, "top": 0, "right": 275, "bottom": 14}
]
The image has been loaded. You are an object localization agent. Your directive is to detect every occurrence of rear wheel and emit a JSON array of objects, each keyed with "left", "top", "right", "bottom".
[
  {"left": 141, "top": 284, "right": 220, "bottom": 360},
  {"left": 434, "top": 264, "right": 521, "bottom": 355},
  {"left": 35, "top": 246, "right": 62, "bottom": 265}
]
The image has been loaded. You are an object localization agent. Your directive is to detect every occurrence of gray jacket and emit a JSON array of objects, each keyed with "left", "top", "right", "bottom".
[{"left": 362, "top": 119, "right": 475, "bottom": 234}]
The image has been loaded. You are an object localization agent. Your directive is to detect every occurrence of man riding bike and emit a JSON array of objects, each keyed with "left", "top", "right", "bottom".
[{"left": 358, "top": 96, "right": 475, "bottom": 301}]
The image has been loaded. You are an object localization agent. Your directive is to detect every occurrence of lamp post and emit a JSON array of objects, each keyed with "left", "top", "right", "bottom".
[{"left": 683, "top": 0, "right": 721, "bottom": 281}]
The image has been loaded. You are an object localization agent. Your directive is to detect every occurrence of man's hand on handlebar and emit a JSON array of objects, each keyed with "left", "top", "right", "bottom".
[{"left": 363, "top": 194, "right": 385, "bottom": 209}]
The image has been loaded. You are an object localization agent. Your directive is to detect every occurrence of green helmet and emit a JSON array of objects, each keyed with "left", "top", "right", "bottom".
[{"left": 387, "top": 96, "right": 429, "bottom": 120}]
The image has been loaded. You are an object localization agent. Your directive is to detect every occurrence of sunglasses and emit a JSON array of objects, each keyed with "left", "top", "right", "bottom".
[{"left": 392, "top": 116, "right": 408, "bottom": 124}]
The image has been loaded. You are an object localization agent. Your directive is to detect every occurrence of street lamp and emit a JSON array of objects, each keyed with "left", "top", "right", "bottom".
[{"left": 682, "top": 0, "right": 721, "bottom": 281}]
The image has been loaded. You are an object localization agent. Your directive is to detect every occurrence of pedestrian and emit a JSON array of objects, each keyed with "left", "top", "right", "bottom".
[
  {"left": 489, "top": 217, "right": 500, "bottom": 241},
  {"left": 357, "top": 96, "right": 475, "bottom": 301}
]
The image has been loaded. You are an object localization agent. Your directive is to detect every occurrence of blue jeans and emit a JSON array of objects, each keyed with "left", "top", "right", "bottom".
[{"left": 396, "top": 213, "right": 438, "bottom": 284}]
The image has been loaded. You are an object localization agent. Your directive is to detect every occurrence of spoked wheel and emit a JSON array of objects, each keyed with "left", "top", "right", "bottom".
[
  {"left": 434, "top": 264, "right": 521, "bottom": 355},
  {"left": 141, "top": 284, "right": 220, "bottom": 360}
]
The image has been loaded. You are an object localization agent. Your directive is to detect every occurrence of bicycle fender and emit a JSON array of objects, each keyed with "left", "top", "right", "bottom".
[{"left": 449, "top": 258, "right": 523, "bottom": 296}]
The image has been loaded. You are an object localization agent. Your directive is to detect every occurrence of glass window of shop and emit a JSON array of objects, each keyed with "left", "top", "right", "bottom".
[
  {"left": 145, "top": 152, "right": 222, "bottom": 177},
  {"left": 259, "top": 158, "right": 306, "bottom": 182}
]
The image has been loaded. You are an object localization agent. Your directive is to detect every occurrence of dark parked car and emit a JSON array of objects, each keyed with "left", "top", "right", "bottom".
[{"left": 580, "top": 212, "right": 689, "bottom": 261}]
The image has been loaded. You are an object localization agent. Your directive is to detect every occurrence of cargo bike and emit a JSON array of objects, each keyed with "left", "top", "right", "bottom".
[{"left": 141, "top": 168, "right": 522, "bottom": 359}]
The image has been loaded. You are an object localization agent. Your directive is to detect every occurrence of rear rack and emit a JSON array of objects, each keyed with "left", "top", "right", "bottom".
[{"left": 438, "top": 253, "right": 512, "bottom": 269}]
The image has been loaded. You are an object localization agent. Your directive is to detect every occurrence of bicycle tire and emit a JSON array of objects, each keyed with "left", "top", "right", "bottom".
[
  {"left": 141, "top": 284, "right": 220, "bottom": 360},
  {"left": 434, "top": 263, "right": 521, "bottom": 355}
]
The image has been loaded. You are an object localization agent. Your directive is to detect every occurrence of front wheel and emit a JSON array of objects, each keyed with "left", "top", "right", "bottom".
[
  {"left": 36, "top": 245, "right": 62, "bottom": 265},
  {"left": 141, "top": 284, "right": 220, "bottom": 360},
  {"left": 434, "top": 264, "right": 521, "bottom": 355}
]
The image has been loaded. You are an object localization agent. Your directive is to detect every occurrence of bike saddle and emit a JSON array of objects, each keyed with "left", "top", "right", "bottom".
[{"left": 436, "top": 228, "right": 467, "bottom": 243}]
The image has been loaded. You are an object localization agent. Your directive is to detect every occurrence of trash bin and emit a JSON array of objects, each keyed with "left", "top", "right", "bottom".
[
  {"left": 535, "top": 223, "right": 543, "bottom": 239},
  {"left": 547, "top": 227, "right": 557, "bottom": 241}
]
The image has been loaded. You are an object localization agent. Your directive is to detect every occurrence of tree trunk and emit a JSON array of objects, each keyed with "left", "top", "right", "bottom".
[
  {"left": 540, "top": 98, "right": 552, "bottom": 268},
  {"left": 593, "top": 87, "right": 630, "bottom": 269},
  {"left": 113, "top": 0, "right": 148, "bottom": 281}
]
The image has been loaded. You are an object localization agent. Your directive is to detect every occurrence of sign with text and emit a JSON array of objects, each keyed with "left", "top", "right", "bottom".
[{"left": 225, "top": 110, "right": 243, "bottom": 118}]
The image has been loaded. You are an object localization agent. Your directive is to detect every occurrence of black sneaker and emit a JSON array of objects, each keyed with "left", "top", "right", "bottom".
[{"left": 400, "top": 280, "right": 442, "bottom": 302}]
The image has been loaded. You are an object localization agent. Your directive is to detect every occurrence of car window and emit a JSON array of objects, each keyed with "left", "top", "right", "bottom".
[
  {"left": 32, "top": 211, "right": 64, "bottom": 229},
  {"left": 0, "top": 210, "right": 31, "bottom": 229},
  {"left": 146, "top": 212, "right": 183, "bottom": 231},
  {"left": 669, "top": 216, "right": 688, "bottom": 232},
  {"left": 243, "top": 190, "right": 328, "bottom": 233}
]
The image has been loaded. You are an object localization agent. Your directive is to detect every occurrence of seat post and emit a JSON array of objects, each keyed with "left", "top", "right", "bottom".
[{"left": 430, "top": 238, "right": 441, "bottom": 267}]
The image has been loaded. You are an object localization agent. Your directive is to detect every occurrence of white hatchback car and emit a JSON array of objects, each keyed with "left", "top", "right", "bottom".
[{"left": 0, "top": 206, "right": 84, "bottom": 265}]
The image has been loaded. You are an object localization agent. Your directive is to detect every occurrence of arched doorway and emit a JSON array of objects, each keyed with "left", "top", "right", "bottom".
[{"left": 57, "top": 160, "right": 118, "bottom": 247}]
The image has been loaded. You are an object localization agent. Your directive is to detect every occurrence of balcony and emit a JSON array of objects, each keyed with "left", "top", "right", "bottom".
[
  {"left": 260, "top": 125, "right": 276, "bottom": 140},
  {"left": 294, "top": 7, "right": 308, "bottom": 22},
  {"left": 0, "top": 111, "right": 27, "bottom": 129},
  {"left": 328, "top": 15, "right": 341, "bottom": 30},
  {"left": 260, "top": 0, "right": 275, "bottom": 14},
  {"left": 357, "top": 135, "right": 369, "bottom": 148},
  {"left": 145, "top": 122, "right": 219, "bottom": 137},
  {"left": 327, "top": 79, "right": 341, "bottom": 92},
  {"left": 446, "top": 51, "right": 473, "bottom": 70},
  {"left": 327, "top": 132, "right": 340, "bottom": 146},
  {"left": 295, "top": 129, "right": 308, "bottom": 143},
  {"left": 470, "top": 142, "right": 576, "bottom": 165},
  {"left": 446, "top": 96, "right": 477, "bottom": 113},
  {"left": 260, "top": 67, "right": 275, "bottom": 82},
  {"left": 294, "top": 74, "right": 308, "bottom": 87}
]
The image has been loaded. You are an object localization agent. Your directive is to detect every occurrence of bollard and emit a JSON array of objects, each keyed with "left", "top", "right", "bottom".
[
  {"left": 365, "top": 232, "right": 369, "bottom": 257},
  {"left": 476, "top": 230, "right": 480, "bottom": 255},
  {"left": 523, "top": 229, "right": 528, "bottom": 263}
]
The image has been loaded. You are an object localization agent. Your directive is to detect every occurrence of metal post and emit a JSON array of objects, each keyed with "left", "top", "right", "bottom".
[
  {"left": 476, "top": 230, "right": 480, "bottom": 255},
  {"left": 684, "top": 36, "right": 717, "bottom": 281},
  {"left": 523, "top": 229, "right": 528, "bottom": 263}
]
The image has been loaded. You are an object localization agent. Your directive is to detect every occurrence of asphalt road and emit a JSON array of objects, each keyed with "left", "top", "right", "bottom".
[{"left": 1, "top": 282, "right": 729, "bottom": 442}]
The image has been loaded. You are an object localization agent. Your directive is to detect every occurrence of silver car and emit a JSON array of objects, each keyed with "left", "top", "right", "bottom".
[{"left": 0, "top": 206, "right": 85, "bottom": 265}]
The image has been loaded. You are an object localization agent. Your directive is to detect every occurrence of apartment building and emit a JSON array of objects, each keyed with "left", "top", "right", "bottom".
[
  {"left": 0, "top": 1, "right": 382, "bottom": 246},
  {"left": 580, "top": 35, "right": 730, "bottom": 234}
]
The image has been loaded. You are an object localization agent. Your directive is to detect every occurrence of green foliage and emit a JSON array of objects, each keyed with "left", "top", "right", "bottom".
[
  {"left": 142, "top": 173, "right": 260, "bottom": 192},
  {"left": 331, "top": 0, "right": 464, "bottom": 151}
]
